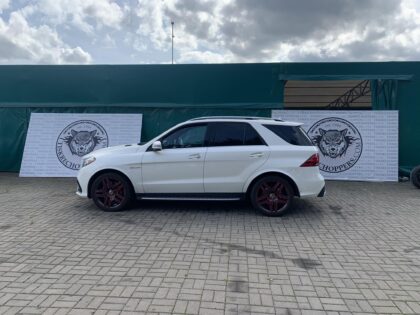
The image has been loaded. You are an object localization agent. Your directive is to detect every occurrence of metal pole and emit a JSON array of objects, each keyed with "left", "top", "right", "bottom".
[{"left": 171, "top": 21, "right": 174, "bottom": 64}]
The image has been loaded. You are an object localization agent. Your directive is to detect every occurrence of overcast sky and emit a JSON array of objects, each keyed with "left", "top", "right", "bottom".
[{"left": 1, "top": 0, "right": 419, "bottom": 64}]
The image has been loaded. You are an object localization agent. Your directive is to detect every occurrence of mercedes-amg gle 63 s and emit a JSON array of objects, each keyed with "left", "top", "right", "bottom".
[{"left": 77, "top": 117, "right": 325, "bottom": 216}]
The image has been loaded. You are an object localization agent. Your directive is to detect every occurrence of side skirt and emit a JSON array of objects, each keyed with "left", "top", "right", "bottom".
[{"left": 136, "top": 193, "right": 245, "bottom": 201}]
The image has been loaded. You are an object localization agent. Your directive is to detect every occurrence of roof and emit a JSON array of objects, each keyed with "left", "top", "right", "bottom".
[
  {"left": 188, "top": 116, "right": 282, "bottom": 121},
  {"left": 187, "top": 116, "right": 303, "bottom": 126}
]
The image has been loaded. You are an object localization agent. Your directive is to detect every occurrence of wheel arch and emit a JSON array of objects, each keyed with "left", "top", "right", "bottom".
[
  {"left": 87, "top": 169, "right": 135, "bottom": 198},
  {"left": 245, "top": 171, "right": 300, "bottom": 198},
  {"left": 411, "top": 165, "right": 420, "bottom": 189}
]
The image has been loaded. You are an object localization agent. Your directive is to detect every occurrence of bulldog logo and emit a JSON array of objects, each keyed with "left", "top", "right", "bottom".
[
  {"left": 56, "top": 120, "right": 108, "bottom": 170},
  {"left": 308, "top": 117, "right": 362, "bottom": 173}
]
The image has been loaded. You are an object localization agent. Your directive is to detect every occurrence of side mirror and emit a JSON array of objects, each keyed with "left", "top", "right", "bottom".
[{"left": 152, "top": 141, "right": 162, "bottom": 151}]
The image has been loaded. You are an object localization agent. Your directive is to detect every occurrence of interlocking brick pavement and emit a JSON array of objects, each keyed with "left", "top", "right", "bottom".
[{"left": 0, "top": 173, "right": 419, "bottom": 314}]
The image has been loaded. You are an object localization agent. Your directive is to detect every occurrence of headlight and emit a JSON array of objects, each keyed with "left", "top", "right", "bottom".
[{"left": 82, "top": 156, "right": 96, "bottom": 167}]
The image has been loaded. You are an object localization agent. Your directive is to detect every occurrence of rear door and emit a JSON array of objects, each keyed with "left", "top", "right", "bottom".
[{"left": 204, "top": 122, "right": 269, "bottom": 193}]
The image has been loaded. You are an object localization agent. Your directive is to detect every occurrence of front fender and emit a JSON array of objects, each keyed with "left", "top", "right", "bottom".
[{"left": 87, "top": 165, "right": 142, "bottom": 197}]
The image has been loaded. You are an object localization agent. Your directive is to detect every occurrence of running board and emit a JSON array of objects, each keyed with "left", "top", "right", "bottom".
[{"left": 136, "top": 193, "right": 245, "bottom": 201}]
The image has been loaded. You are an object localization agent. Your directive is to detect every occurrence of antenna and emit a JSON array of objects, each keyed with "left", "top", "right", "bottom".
[{"left": 171, "top": 21, "right": 174, "bottom": 64}]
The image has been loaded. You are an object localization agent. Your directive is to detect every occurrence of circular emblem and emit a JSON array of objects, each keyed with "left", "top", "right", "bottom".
[
  {"left": 56, "top": 120, "right": 108, "bottom": 170},
  {"left": 307, "top": 117, "right": 363, "bottom": 173}
]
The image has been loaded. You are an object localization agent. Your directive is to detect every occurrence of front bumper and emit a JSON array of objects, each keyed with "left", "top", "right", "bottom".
[
  {"left": 76, "top": 167, "right": 91, "bottom": 198},
  {"left": 76, "top": 180, "right": 82, "bottom": 195},
  {"left": 317, "top": 186, "right": 326, "bottom": 197}
]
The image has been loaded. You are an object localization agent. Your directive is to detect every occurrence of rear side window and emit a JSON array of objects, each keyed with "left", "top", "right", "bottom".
[
  {"left": 209, "top": 123, "right": 265, "bottom": 146},
  {"left": 263, "top": 124, "right": 313, "bottom": 146},
  {"left": 244, "top": 124, "right": 264, "bottom": 145}
]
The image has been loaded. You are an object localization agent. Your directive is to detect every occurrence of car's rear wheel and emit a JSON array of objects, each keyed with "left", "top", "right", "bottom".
[
  {"left": 91, "top": 172, "right": 131, "bottom": 211},
  {"left": 411, "top": 166, "right": 420, "bottom": 189},
  {"left": 250, "top": 175, "right": 294, "bottom": 216}
]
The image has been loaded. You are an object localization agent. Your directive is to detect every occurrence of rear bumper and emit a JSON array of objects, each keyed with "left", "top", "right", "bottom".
[{"left": 290, "top": 167, "right": 325, "bottom": 198}]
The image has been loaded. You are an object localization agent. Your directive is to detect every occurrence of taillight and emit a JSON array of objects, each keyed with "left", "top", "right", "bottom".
[{"left": 301, "top": 153, "right": 319, "bottom": 167}]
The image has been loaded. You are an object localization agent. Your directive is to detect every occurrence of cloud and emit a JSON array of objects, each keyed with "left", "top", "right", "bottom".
[
  {"left": 0, "top": 11, "right": 91, "bottom": 64},
  {"left": 34, "top": 0, "right": 125, "bottom": 33},
  {"left": 135, "top": 0, "right": 172, "bottom": 50},
  {"left": 134, "top": 0, "right": 420, "bottom": 63},
  {"left": 274, "top": 0, "right": 420, "bottom": 62},
  {"left": 178, "top": 50, "right": 232, "bottom": 63},
  {"left": 131, "top": 0, "right": 232, "bottom": 62},
  {"left": 61, "top": 46, "right": 92, "bottom": 63},
  {"left": 0, "top": 0, "right": 9, "bottom": 13},
  {"left": 1, "top": 0, "right": 420, "bottom": 64}
]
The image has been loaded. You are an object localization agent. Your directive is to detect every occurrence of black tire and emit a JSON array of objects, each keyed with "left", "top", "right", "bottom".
[
  {"left": 91, "top": 172, "right": 132, "bottom": 211},
  {"left": 411, "top": 166, "right": 420, "bottom": 189},
  {"left": 250, "top": 175, "right": 294, "bottom": 216}
]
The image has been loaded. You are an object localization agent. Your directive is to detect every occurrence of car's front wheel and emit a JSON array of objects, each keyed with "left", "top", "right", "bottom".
[
  {"left": 250, "top": 175, "right": 294, "bottom": 216},
  {"left": 91, "top": 172, "right": 132, "bottom": 211}
]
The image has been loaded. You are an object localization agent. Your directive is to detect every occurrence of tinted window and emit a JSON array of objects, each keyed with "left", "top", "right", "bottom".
[
  {"left": 161, "top": 124, "right": 207, "bottom": 149},
  {"left": 263, "top": 124, "right": 313, "bottom": 146},
  {"left": 210, "top": 123, "right": 264, "bottom": 146},
  {"left": 244, "top": 124, "right": 265, "bottom": 145}
]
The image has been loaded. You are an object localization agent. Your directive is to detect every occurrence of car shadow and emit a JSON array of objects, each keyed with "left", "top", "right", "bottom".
[
  {"left": 71, "top": 195, "right": 325, "bottom": 222},
  {"left": 129, "top": 199, "right": 256, "bottom": 216},
  {"left": 122, "top": 197, "right": 325, "bottom": 219}
]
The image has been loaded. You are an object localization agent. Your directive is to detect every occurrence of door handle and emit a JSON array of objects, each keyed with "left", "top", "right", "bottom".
[
  {"left": 249, "top": 152, "right": 264, "bottom": 158},
  {"left": 188, "top": 153, "right": 201, "bottom": 159}
]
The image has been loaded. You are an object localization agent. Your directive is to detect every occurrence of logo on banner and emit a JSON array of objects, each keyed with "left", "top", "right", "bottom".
[
  {"left": 56, "top": 120, "right": 109, "bottom": 170},
  {"left": 308, "top": 117, "right": 363, "bottom": 173}
]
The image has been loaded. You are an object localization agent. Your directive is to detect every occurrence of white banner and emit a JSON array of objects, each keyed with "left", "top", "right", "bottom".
[
  {"left": 20, "top": 113, "right": 142, "bottom": 177},
  {"left": 272, "top": 110, "right": 398, "bottom": 181}
]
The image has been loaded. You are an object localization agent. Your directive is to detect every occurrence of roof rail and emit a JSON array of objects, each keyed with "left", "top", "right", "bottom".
[{"left": 188, "top": 116, "right": 283, "bottom": 121}]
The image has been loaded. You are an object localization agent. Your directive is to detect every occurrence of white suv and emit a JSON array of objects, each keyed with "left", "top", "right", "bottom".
[{"left": 76, "top": 117, "right": 325, "bottom": 216}]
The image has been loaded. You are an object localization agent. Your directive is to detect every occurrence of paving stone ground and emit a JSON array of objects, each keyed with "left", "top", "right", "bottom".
[{"left": 0, "top": 173, "right": 419, "bottom": 315}]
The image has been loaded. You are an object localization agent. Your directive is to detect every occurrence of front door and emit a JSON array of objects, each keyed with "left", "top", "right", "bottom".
[{"left": 141, "top": 123, "right": 208, "bottom": 193}]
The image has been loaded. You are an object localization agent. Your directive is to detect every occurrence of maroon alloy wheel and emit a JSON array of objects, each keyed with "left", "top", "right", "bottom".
[
  {"left": 256, "top": 179, "right": 290, "bottom": 213},
  {"left": 94, "top": 176, "right": 126, "bottom": 209}
]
